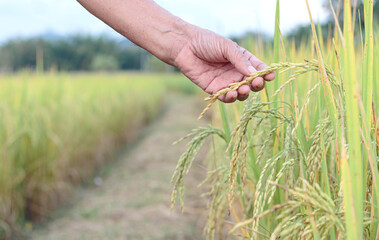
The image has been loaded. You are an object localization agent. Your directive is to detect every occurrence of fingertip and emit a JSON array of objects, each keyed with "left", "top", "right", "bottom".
[
  {"left": 237, "top": 85, "right": 250, "bottom": 101},
  {"left": 237, "top": 85, "right": 250, "bottom": 96},
  {"left": 224, "top": 90, "right": 238, "bottom": 103},
  {"left": 239, "top": 60, "right": 254, "bottom": 77},
  {"left": 250, "top": 77, "right": 265, "bottom": 92},
  {"left": 264, "top": 72, "right": 276, "bottom": 81},
  {"left": 226, "top": 41, "right": 255, "bottom": 77},
  {"left": 248, "top": 66, "right": 256, "bottom": 75},
  {"left": 237, "top": 94, "right": 249, "bottom": 101},
  {"left": 248, "top": 56, "right": 275, "bottom": 81},
  {"left": 256, "top": 62, "right": 269, "bottom": 71}
]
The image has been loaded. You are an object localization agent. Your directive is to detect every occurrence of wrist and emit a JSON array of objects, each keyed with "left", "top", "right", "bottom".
[{"left": 164, "top": 18, "right": 199, "bottom": 66}]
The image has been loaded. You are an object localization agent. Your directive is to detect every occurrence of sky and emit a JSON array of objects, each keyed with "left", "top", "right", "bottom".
[{"left": 0, "top": 0, "right": 329, "bottom": 43}]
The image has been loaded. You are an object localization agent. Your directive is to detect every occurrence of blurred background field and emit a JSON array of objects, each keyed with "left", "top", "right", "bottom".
[
  {"left": 0, "top": 0, "right": 378, "bottom": 240},
  {"left": 0, "top": 72, "right": 198, "bottom": 237}
]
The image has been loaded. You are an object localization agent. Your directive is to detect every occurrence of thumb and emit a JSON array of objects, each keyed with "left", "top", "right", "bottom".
[{"left": 223, "top": 40, "right": 255, "bottom": 76}]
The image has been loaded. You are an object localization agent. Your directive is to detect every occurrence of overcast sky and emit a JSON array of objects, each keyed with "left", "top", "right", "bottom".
[{"left": 0, "top": 0, "right": 328, "bottom": 43}]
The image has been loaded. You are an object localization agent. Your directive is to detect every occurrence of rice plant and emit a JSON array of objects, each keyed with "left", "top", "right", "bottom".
[
  {"left": 0, "top": 72, "right": 192, "bottom": 239},
  {"left": 171, "top": 1, "right": 379, "bottom": 239}
]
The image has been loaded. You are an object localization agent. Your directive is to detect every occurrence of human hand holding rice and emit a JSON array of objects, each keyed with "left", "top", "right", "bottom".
[{"left": 78, "top": 0, "right": 275, "bottom": 106}]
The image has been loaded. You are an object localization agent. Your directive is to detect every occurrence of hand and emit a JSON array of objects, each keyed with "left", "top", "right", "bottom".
[
  {"left": 78, "top": 0, "right": 273, "bottom": 103},
  {"left": 174, "top": 28, "right": 275, "bottom": 103}
]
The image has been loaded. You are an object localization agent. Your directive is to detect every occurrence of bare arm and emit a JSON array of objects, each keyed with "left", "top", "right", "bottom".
[
  {"left": 77, "top": 0, "right": 275, "bottom": 102},
  {"left": 77, "top": 0, "right": 191, "bottom": 65}
]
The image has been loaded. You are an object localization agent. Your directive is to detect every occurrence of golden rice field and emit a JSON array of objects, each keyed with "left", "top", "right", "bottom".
[
  {"left": 171, "top": 1, "right": 379, "bottom": 239},
  {"left": 0, "top": 72, "right": 193, "bottom": 238},
  {"left": 1, "top": 1, "right": 379, "bottom": 240}
]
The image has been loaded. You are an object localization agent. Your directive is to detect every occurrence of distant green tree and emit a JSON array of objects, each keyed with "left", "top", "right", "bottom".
[
  {"left": 0, "top": 39, "right": 44, "bottom": 71},
  {"left": 90, "top": 54, "right": 120, "bottom": 71},
  {"left": 322, "top": 0, "right": 379, "bottom": 28},
  {"left": 287, "top": 0, "right": 379, "bottom": 46},
  {"left": 116, "top": 47, "right": 145, "bottom": 70},
  {"left": 0, "top": 35, "right": 150, "bottom": 72}
]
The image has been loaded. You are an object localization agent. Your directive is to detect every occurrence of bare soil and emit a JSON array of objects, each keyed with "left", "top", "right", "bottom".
[{"left": 29, "top": 93, "right": 210, "bottom": 240}]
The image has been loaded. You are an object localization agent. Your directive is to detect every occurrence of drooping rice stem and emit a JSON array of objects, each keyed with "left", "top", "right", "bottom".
[{"left": 198, "top": 59, "right": 337, "bottom": 120}]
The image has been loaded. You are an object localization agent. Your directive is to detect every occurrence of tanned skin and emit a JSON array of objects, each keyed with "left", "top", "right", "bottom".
[{"left": 77, "top": 0, "right": 275, "bottom": 102}]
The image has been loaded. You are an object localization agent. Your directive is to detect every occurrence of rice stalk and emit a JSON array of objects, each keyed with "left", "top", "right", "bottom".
[
  {"left": 306, "top": 117, "right": 334, "bottom": 183},
  {"left": 171, "top": 126, "right": 226, "bottom": 210},
  {"left": 228, "top": 102, "right": 282, "bottom": 203},
  {"left": 251, "top": 121, "right": 300, "bottom": 237},
  {"left": 199, "top": 59, "right": 339, "bottom": 120},
  {"left": 342, "top": 0, "right": 364, "bottom": 238},
  {"left": 172, "top": 1, "right": 378, "bottom": 235},
  {"left": 199, "top": 166, "right": 230, "bottom": 240},
  {"left": 268, "top": 181, "right": 345, "bottom": 239}
]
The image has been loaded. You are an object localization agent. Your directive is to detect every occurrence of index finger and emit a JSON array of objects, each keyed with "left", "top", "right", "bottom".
[{"left": 240, "top": 49, "right": 276, "bottom": 81}]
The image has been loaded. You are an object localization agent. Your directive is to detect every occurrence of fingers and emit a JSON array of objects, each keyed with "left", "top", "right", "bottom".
[
  {"left": 210, "top": 38, "right": 276, "bottom": 103},
  {"left": 223, "top": 40, "right": 254, "bottom": 77},
  {"left": 237, "top": 85, "right": 250, "bottom": 101},
  {"left": 244, "top": 52, "right": 276, "bottom": 81},
  {"left": 218, "top": 77, "right": 264, "bottom": 102},
  {"left": 218, "top": 90, "right": 238, "bottom": 103},
  {"left": 223, "top": 41, "right": 275, "bottom": 94},
  {"left": 216, "top": 85, "right": 250, "bottom": 103},
  {"left": 250, "top": 77, "right": 266, "bottom": 92}
]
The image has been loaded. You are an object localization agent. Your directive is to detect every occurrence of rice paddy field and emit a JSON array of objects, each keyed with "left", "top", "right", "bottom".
[
  {"left": 171, "top": 1, "right": 379, "bottom": 239},
  {"left": 0, "top": 72, "right": 194, "bottom": 238},
  {"left": 1, "top": 0, "right": 379, "bottom": 239}
]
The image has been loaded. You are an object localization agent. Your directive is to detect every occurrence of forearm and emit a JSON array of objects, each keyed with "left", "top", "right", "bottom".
[{"left": 77, "top": 0, "right": 196, "bottom": 65}]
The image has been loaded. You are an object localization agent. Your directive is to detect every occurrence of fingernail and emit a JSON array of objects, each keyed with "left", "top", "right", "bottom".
[{"left": 248, "top": 66, "right": 256, "bottom": 75}]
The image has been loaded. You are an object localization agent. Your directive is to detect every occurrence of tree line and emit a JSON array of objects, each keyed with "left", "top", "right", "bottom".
[
  {"left": 289, "top": 0, "right": 379, "bottom": 45},
  {"left": 0, "top": 35, "right": 170, "bottom": 73}
]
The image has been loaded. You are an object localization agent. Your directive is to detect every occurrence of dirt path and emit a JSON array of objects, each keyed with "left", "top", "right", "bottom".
[{"left": 29, "top": 93, "right": 210, "bottom": 240}]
